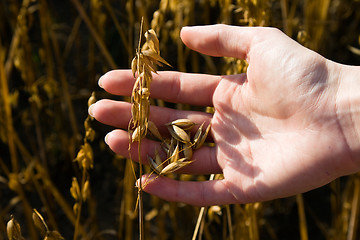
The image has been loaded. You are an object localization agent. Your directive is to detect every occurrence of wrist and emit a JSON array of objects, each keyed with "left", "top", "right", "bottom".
[{"left": 335, "top": 63, "right": 360, "bottom": 174}]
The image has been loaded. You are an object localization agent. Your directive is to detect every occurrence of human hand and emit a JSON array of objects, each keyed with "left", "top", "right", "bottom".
[{"left": 89, "top": 24, "right": 360, "bottom": 206}]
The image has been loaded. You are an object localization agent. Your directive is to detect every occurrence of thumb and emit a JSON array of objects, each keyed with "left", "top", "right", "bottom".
[{"left": 180, "top": 24, "right": 270, "bottom": 61}]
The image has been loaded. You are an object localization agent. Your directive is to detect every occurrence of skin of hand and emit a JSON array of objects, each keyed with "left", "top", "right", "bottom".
[{"left": 89, "top": 24, "right": 360, "bottom": 206}]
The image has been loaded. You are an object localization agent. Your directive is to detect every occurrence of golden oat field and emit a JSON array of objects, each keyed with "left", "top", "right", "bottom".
[{"left": 1, "top": 0, "right": 360, "bottom": 239}]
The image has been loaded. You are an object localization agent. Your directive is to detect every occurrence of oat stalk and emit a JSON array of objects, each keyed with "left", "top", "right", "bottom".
[
  {"left": 136, "top": 17, "right": 145, "bottom": 240},
  {"left": 129, "top": 17, "right": 170, "bottom": 240},
  {"left": 72, "top": 93, "right": 96, "bottom": 240},
  {"left": 192, "top": 174, "right": 215, "bottom": 240}
]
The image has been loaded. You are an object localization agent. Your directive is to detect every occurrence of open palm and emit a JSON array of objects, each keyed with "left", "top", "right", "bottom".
[{"left": 90, "top": 25, "right": 356, "bottom": 206}]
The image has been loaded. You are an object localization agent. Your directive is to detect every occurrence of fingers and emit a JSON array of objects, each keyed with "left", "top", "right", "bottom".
[
  {"left": 105, "top": 129, "right": 157, "bottom": 161},
  {"left": 140, "top": 175, "right": 239, "bottom": 206},
  {"left": 180, "top": 24, "right": 281, "bottom": 61},
  {"left": 89, "top": 100, "right": 131, "bottom": 129},
  {"left": 105, "top": 129, "right": 221, "bottom": 174},
  {"left": 99, "top": 70, "right": 220, "bottom": 106},
  {"left": 89, "top": 99, "right": 212, "bottom": 131}
]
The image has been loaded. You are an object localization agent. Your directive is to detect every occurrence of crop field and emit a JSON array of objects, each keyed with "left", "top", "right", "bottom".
[{"left": 1, "top": 0, "right": 360, "bottom": 239}]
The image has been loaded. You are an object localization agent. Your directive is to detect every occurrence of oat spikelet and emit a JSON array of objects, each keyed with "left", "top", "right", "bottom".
[
  {"left": 32, "top": 209, "right": 64, "bottom": 240},
  {"left": 129, "top": 25, "right": 171, "bottom": 142},
  {"left": 147, "top": 119, "right": 211, "bottom": 176},
  {"left": 7, "top": 216, "right": 24, "bottom": 240},
  {"left": 32, "top": 209, "right": 48, "bottom": 235},
  {"left": 129, "top": 19, "right": 171, "bottom": 240}
]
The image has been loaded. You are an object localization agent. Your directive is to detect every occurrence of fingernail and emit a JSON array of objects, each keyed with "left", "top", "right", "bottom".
[
  {"left": 180, "top": 26, "right": 190, "bottom": 33},
  {"left": 181, "top": 25, "right": 196, "bottom": 31},
  {"left": 135, "top": 174, "right": 153, "bottom": 188},
  {"left": 98, "top": 75, "right": 104, "bottom": 88},
  {"left": 135, "top": 178, "right": 139, "bottom": 188},
  {"left": 135, "top": 174, "right": 156, "bottom": 188},
  {"left": 104, "top": 132, "right": 110, "bottom": 145},
  {"left": 88, "top": 103, "right": 95, "bottom": 117},
  {"left": 135, "top": 177, "right": 146, "bottom": 188}
]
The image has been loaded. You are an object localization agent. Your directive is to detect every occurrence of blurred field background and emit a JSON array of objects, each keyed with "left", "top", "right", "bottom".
[{"left": 1, "top": 0, "right": 360, "bottom": 239}]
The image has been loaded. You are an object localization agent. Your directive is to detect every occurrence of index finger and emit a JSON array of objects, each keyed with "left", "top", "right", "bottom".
[{"left": 98, "top": 70, "right": 221, "bottom": 106}]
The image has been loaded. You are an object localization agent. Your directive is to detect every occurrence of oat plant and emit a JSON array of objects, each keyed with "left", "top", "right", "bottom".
[
  {"left": 7, "top": 209, "right": 64, "bottom": 240},
  {"left": 129, "top": 19, "right": 212, "bottom": 238},
  {"left": 71, "top": 92, "right": 96, "bottom": 240},
  {"left": 129, "top": 18, "right": 170, "bottom": 240}
]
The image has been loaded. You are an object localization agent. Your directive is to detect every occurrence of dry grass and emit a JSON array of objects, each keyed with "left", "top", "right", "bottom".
[{"left": 1, "top": 0, "right": 360, "bottom": 239}]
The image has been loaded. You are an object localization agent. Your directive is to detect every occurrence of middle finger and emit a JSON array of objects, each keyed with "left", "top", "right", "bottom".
[{"left": 89, "top": 99, "right": 212, "bottom": 133}]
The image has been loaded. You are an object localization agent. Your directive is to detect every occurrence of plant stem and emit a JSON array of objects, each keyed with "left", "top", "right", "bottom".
[
  {"left": 347, "top": 176, "right": 360, "bottom": 240},
  {"left": 71, "top": 0, "right": 117, "bottom": 69},
  {"left": 73, "top": 167, "right": 87, "bottom": 240},
  {"left": 138, "top": 142, "right": 144, "bottom": 240},
  {"left": 137, "top": 17, "right": 144, "bottom": 240},
  {"left": 296, "top": 194, "right": 308, "bottom": 240},
  {"left": 0, "top": 40, "right": 18, "bottom": 173},
  {"left": 192, "top": 174, "right": 215, "bottom": 240}
]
